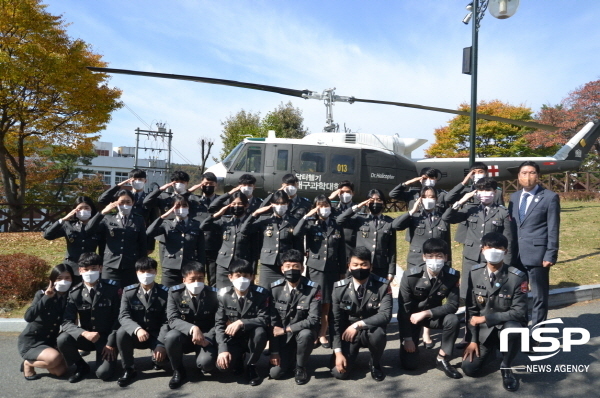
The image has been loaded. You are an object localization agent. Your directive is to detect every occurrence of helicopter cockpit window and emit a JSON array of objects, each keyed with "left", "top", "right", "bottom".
[
  {"left": 276, "top": 150, "right": 288, "bottom": 171},
  {"left": 300, "top": 152, "right": 326, "bottom": 173},
  {"left": 331, "top": 154, "right": 355, "bottom": 174},
  {"left": 223, "top": 142, "right": 244, "bottom": 169},
  {"left": 233, "top": 145, "right": 263, "bottom": 173}
]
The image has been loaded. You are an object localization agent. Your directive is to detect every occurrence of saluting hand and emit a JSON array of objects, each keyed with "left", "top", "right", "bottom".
[
  {"left": 409, "top": 197, "right": 422, "bottom": 215},
  {"left": 213, "top": 203, "right": 232, "bottom": 218},
  {"left": 228, "top": 185, "right": 241, "bottom": 195},
  {"left": 458, "top": 190, "right": 477, "bottom": 205},
  {"left": 61, "top": 208, "right": 78, "bottom": 222},
  {"left": 462, "top": 170, "right": 475, "bottom": 186},
  {"left": 357, "top": 198, "right": 372, "bottom": 208},
  {"left": 118, "top": 177, "right": 134, "bottom": 187},
  {"left": 101, "top": 201, "right": 119, "bottom": 215},
  {"left": 252, "top": 204, "right": 272, "bottom": 217},
  {"left": 328, "top": 188, "right": 341, "bottom": 200},
  {"left": 405, "top": 175, "right": 424, "bottom": 186},
  {"left": 305, "top": 207, "right": 319, "bottom": 218},
  {"left": 159, "top": 181, "right": 175, "bottom": 191},
  {"left": 161, "top": 205, "right": 176, "bottom": 219}
]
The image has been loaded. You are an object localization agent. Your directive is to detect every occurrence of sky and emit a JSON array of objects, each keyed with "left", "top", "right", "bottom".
[{"left": 43, "top": 0, "right": 600, "bottom": 167}]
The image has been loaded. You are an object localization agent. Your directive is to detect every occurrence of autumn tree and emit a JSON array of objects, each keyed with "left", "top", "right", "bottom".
[
  {"left": 0, "top": 0, "right": 122, "bottom": 230},
  {"left": 425, "top": 100, "right": 536, "bottom": 158}
]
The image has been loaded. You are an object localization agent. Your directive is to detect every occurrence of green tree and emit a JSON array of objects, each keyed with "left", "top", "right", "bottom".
[
  {"left": 425, "top": 100, "right": 536, "bottom": 158},
  {"left": 0, "top": 0, "right": 122, "bottom": 230},
  {"left": 261, "top": 101, "right": 308, "bottom": 139},
  {"left": 218, "top": 109, "right": 262, "bottom": 160}
]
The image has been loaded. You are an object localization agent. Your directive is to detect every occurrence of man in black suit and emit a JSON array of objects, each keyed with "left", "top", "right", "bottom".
[{"left": 508, "top": 161, "right": 560, "bottom": 328}]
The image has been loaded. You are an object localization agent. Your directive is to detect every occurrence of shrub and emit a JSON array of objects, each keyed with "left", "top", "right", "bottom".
[
  {"left": 0, "top": 253, "right": 49, "bottom": 307},
  {"left": 558, "top": 192, "right": 600, "bottom": 202}
]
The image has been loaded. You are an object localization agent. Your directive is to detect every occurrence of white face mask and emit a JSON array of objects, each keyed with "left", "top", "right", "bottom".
[
  {"left": 284, "top": 185, "right": 297, "bottom": 196},
  {"left": 473, "top": 173, "right": 485, "bottom": 183},
  {"left": 240, "top": 186, "right": 254, "bottom": 196},
  {"left": 185, "top": 281, "right": 205, "bottom": 295},
  {"left": 340, "top": 192, "right": 353, "bottom": 204},
  {"left": 174, "top": 182, "right": 188, "bottom": 194},
  {"left": 319, "top": 207, "right": 331, "bottom": 218},
  {"left": 76, "top": 209, "right": 92, "bottom": 221},
  {"left": 231, "top": 276, "right": 251, "bottom": 292},
  {"left": 477, "top": 191, "right": 495, "bottom": 205},
  {"left": 119, "top": 204, "right": 132, "bottom": 216},
  {"left": 81, "top": 270, "right": 100, "bottom": 284},
  {"left": 137, "top": 272, "right": 156, "bottom": 286},
  {"left": 132, "top": 180, "right": 145, "bottom": 190},
  {"left": 421, "top": 198, "right": 436, "bottom": 210},
  {"left": 54, "top": 280, "right": 72, "bottom": 292},
  {"left": 483, "top": 248, "right": 505, "bottom": 265},
  {"left": 423, "top": 179, "right": 436, "bottom": 187},
  {"left": 273, "top": 204, "right": 288, "bottom": 216},
  {"left": 425, "top": 258, "right": 445, "bottom": 274},
  {"left": 175, "top": 207, "right": 189, "bottom": 218}
]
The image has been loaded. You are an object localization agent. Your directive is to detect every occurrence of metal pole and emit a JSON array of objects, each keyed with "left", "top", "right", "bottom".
[
  {"left": 469, "top": 1, "right": 479, "bottom": 167},
  {"left": 166, "top": 129, "right": 173, "bottom": 185},
  {"left": 134, "top": 128, "right": 140, "bottom": 168}
]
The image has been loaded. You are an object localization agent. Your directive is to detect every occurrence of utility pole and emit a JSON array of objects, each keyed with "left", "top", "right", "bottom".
[{"left": 134, "top": 123, "right": 173, "bottom": 185}]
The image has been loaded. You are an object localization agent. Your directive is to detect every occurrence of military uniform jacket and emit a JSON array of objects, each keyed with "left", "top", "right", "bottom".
[
  {"left": 146, "top": 217, "right": 206, "bottom": 269},
  {"left": 215, "top": 285, "right": 271, "bottom": 354},
  {"left": 293, "top": 216, "right": 346, "bottom": 274},
  {"left": 43, "top": 219, "right": 100, "bottom": 271},
  {"left": 337, "top": 208, "right": 396, "bottom": 274},
  {"left": 19, "top": 290, "right": 69, "bottom": 355},
  {"left": 331, "top": 275, "right": 393, "bottom": 350},
  {"left": 467, "top": 263, "right": 528, "bottom": 344},
  {"left": 389, "top": 183, "right": 450, "bottom": 213},
  {"left": 241, "top": 213, "right": 303, "bottom": 266},
  {"left": 86, "top": 212, "right": 147, "bottom": 270},
  {"left": 200, "top": 214, "right": 252, "bottom": 268},
  {"left": 166, "top": 284, "right": 219, "bottom": 340},
  {"left": 208, "top": 193, "right": 263, "bottom": 216},
  {"left": 392, "top": 210, "right": 450, "bottom": 267},
  {"left": 62, "top": 280, "right": 121, "bottom": 347},
  {"left": 334, "top": 202, "right": 357, "bottom": 252},
  {"left": 261, "top": 193, "right": 312, "bottom": 220},
  {"left": 194, "top": 206, "right": 223, "bottom": 253},
  {"left": 397, "top": 265, "right": 460, "bottom": 339},
  {"left": 119, "top": 283, "right": 169, "bottom": 341},
  {"left": 98, "top": 186, "right": 156, "bottom": 227},
  {"left": 442, "top": 203, "right": 513, "bottom": 264}
]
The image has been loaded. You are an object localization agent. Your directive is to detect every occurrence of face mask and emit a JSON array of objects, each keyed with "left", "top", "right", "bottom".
[
  {"left": 137, "top": 272, "right": 156, "bottom": 285},
  {"left": 483, "top": 248, "right": 505, "bottom": 265},
  {"left": 119, "top": 204, "right": 132, "bottom": 216},
  {"left": 54, "top": 280, "right": 72, "bottom": 292},
  {"left": 350, "top": 268, "right": 371, "bottom": 281},
  {"left": 425, "top": 258, "right": 445, "bottom": 274},
  {"left": 369, "top": 202, "right": 384, "bottom": 215},
  {"left": 81, "top": 270, "right": 100, "bottom": 284},
  {"left": 232, "top": 276, "right": 251, "bottom": 292},
  {"left": 421, "top": 198, "right": 436, "bottom": 210},
  {"left": 132, "top": 180, "right": 145, "bottom": 190},
  {"left": 202, "top": 185, "right": 215, "bottom": 196},
  {"left": 185, "top": 281, "right": 205, "bottom": 295},
  {"left": 319, "top": 207, "right": 331, "bottom": 218},
  {"left": 174, "top": 182, "right": 187, "bottom": 194},
  {"left": 175, "top": 207, "right": 189, "bottom": 218},
  {"left": 76, "top": 210, "right": 92, "bottom": 221},
  {"left": 477, "top": 191, "right": 495, "bottom": 205},
  {"left": 231, "top": 206, "right": 245, "bottom": 217},
  {"left": 340, "top": 192, "right": 353, "bottom": 204},
  {"left": 473, "top": 173, "right": 485, "bottom": 183},
  {"left": 273, "top": 204, "right": 288, "bottom": 216},
  {"left": 240, "top": 186, "right": 253, "bottom": 196},
  {"left": 284, "top": 269, "right": 302, "bottom": 283},
  {"left": 423, "top": 179, "right": 436, "bottom": 187},
  {"left": 284, "top": 185, "right": 297, "bottom": 196}
]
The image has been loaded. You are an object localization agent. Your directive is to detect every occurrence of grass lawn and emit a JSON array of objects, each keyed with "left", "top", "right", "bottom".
[{"left": 1, "top": 201, "right": 598, "bottom": 316}]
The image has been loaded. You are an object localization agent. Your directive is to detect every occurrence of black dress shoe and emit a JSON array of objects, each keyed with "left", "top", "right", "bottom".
[
  {"left": 117, "top": 368, "right": 137, "bottom": 387},
  {"left": 247, "top": 364, "right": 262, "bottom": 386},
  {"left": 423, "top": 341, "right": 435, "bottom": 349},
  {"left": 321, "top": 341, "right": 332, "bottom": 349},
  {"left": 169, "top": 368, "right": 187, "bottom": 389},
  {"left": 370, "top": 365, "right": 385, "bottom": 382},
  {"left": 294, "top": 366, "right": 308, "bottom": 385},
  {"left": 68, "top": 362, "right": 90, "bottom": 383},
  {"left": 436, "top": 358, "right": 462, "bottom": 379},
  {"left": 501, "top": 369, "right": 520, "bottom": 392},
  {"left": 152, "top": 363, "right": 161, "bottom": 371},
  {"left": 21, "top": 361, "right": 40, "bottom": 381}
]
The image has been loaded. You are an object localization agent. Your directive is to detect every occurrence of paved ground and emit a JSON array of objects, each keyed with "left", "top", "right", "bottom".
[{"left": 1, "top": 300, "right": 598, "bottom": 398}]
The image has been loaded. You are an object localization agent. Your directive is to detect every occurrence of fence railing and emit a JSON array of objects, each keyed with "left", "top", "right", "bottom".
[{"left": 0, "top": 203, "right": 71, "bottom": 232}]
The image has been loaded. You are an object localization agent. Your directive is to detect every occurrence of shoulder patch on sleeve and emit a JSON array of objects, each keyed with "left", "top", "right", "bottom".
[
  {"left": 39, "top": 289, "right": 45, "bottom": 295},
  {"left": 302, "top": 197, "right": 310, "bottom": 202},
  {"left": 209, "top": 286, "right": 218, "bottom": 292},
  {"left": 447, "top": 268, "right": 456, "bottom": 275},
  {"left": 335, "top": 279, "right": 348, "bottom": 288},
  {"left": 271, "top": 279, "right": 285, "bottom": 288},
  {"left": 160, "top": 285, "right": 169, "bottom": 292},
  {"left": 253, "top": 285, "right": 265, "bottom": 293},
  {"left": 306, "top": 280, "right": 316, "bottom": 287},
  {"left": 376, "top": 275, "right": 388, "bottom": 284},
  {"left": 124, "top": 284, "right": 138, "bottom": 291},
  {"left": 508, "top": 267, "right": 525, "bottom": 277},
  {"left": 409, "top": 266, "right": 422, "bottom": 276},
  {"left": 106, "top": 279, "right": 118, "bottom": 286},
  {"left": 170, "top": 284, "right": 185, "bottom": 291},
  {"left": 471, "top": 263, "right": 485, "bottom": 271}
]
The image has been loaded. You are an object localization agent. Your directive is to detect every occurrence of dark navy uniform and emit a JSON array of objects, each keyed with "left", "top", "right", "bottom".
[
  {"left": 18, "top": 290, "right": 69, "bottom": 361},
  {"left": 99, "top": 186, "right": 156, "bottom": 227},
  {"left": 194, "top": 194, "right": 222, "bottom": 286},
  {"left": 146, "top": 217, "right": 206, "bottom": 287},
  {"left": 269, "top": 277, "right": 321, "bottom": 379},
  {"left": 85, "top": 212, "right": 147, "bottom": 287},
  {"left": 336, "top": 207, "right": 396, "bottom": 278},
  {"left": 462, "top": 263, "right": 528, "bottom": 377},
  {"left": 116, "top": 283, "right": 170, "bottom": 369},
  {"left": 389, "top": 183, "right": 451, "bottom": 212},
  {"left": 333, "top": 201, "right": 357, "bottom": 259},
  {"left": 398, "top": 265, "right": 460, "bottom": 369},
  {"left": 215, "top": 285, "right": 271, "bottom": 370},
  {"left": 164, "top": 284, "right": 220, "bottom": 372},
  {"left": 208, "top": 193, "right": 263, "bottom": 216},
  {"left": 331, "top": 274, "right": 392, "bottom": 379},
  {"left": 57, "top": 280, "right": 121, "bottom": 380},
  {"left": 261, "top": 193, "right": 312, "bottom": 220}
]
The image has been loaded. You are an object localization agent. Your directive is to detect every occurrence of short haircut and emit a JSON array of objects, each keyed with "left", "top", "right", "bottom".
[
  {"left": 282, "top": 173, "right": 298, "bottom": 185},
  {"left": 115, "top": 189, "right": 134, "bottom": 201},
  {"left": 474, "top": 177, "right": 498, "bottom": 191},
  {"left": 171, "top": 170, "right": 190, "bottom": 182},
  {"left": 181, "top": 261, "right": 205, "bottom": 277},
  {"left": 339, "top": 180, "right": 354, "bottom": 191},
  {"left": 73, "top": 196, "right": 97, "bottom": 217},
  {"left": 518, "top": 160, "right": 540, "bottom": 174},
  {"left": 313, "top": 194, "right": 331, "bottom": 208},
  {"left": 173, "top": 195, "right": 189, "bottom": 207},
  {"left": 419, "top": 167, "right": 442, "bottom": 179},
  {"left": 271, "top": 190, "right": 290, "bottom": 204},
  {"left": 228, "top": 259, "right": 253, "bottom": 275},
  {"left": 239, "top": 174, "right": 256, "bottom": 185},
  {"left": 470, "top": 162, "right": 488, "bottom": 172},
  {"left": 481, "top": 232, "right": 508, "bottom": 250},
  {"left": 349, "top": 246, "right": 372, "bottom": 263},
  {"left": 135, "top": 257, "right": 158, "bottom": 273},
  {"left": 129, "top": 168, "right": 147, "bottom": 179},
  {"left": 368, "top": 188, "right": 386, "bottom": 204},
  {"left": 280, "top": 249, "right": 304, "bottom": 265},
  {"left": 49, "top": 263, "right": 75, "bottom": 283},
  {"left": 78, "top": 252, "right": 103, "bottom": 267},
  {"left": 202, "top": 172, "right": 217, "bottom": 183},
  {"left": 230, "top": 191, "right": 249, "bottom": 206},
  {"left": 423, "top": 238, "right": 449, "bottom": 255},
  {"left": 419, "top": 186, "right": 438, "bottom": 199}
]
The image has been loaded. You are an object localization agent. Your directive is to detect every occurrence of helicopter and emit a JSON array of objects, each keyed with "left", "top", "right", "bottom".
[{"left": 88, "top": 67, "right": 600, "bottom": 199}]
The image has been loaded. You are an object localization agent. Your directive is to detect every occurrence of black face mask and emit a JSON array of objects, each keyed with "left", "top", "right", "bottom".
[
  {"left": 350, "top": 267, "right": 371, "bottom": 281},
  {"left": 230, "top": 206, "right": 245, "bottom": 217},
  {"left": 284, "top": 269, "right": 302, "bottom": 283},
  {"left": 369, "top": 202, "right": 384, "bottom": 214},
  {"left": 202, "top": 185, "right": 215, "bottom": 196}
]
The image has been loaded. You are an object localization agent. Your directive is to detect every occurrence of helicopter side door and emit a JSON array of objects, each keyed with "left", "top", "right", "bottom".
[
  {"left": 263, "top": 143, "right": 293, "bottom": 197},
  {"left": 225, "top": 143, "right": 265, "bottom": 193}
]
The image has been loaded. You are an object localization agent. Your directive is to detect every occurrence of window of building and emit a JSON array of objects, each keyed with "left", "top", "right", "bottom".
[
  {"left": 299, "top": 152, "right": 326, "bottom": 173},
  {"left": 331, "top": 154, "right": 355, "bottom": 174},
  {"left": 115, "top": 172, "right": 128, "bottom": 184}
]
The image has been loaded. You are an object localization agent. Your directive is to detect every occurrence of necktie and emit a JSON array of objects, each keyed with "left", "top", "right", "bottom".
[
  {"left": 519, "top": 192, "right": 530, "bottom": 221},
  {"left": 144, "top": 292, "right": 150, "bottom": 302},
  {"left": 290, "top": 288, "right": 297, "bottom": 303},
  {"left": 430, "top": 277, "right": 436, "bottom": 285},
  {"left": 89, "top": 288, "right": 96, "bottom": 301},
  {"left": 483, "top": 206, "right": 488, "bottom": 218},
  {"left": 357, "top": 284, "right": 365, "bottom": 302},
  {"left": 134, "top": 192, "right": 139, "bottom": 204},
  {"left": 239, "top": 296, "right": 245, "bottom": 309},
  {"left": 490, "top": 272, "right": 496, "bottom": 285},
  {"left": 192, "top": 295, "right": 198, "bottom": 309}
]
